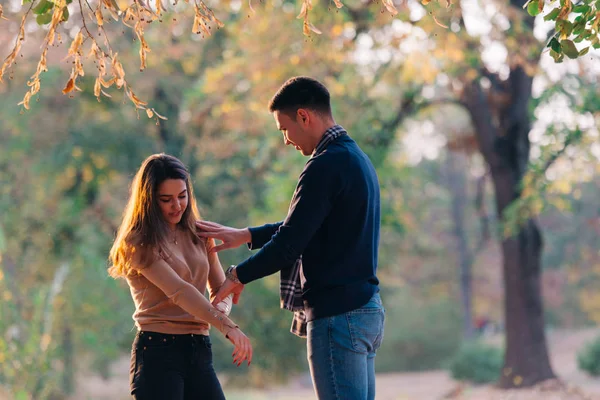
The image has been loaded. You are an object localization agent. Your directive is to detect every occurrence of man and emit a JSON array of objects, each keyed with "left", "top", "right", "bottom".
[{"left": 197, "top": 76, "right": 384, "bottom": 400}]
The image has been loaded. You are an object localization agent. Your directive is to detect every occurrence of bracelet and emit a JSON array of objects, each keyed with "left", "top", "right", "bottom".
[{"left": 225, "top": 265, "right": 241, "bottom": 284}]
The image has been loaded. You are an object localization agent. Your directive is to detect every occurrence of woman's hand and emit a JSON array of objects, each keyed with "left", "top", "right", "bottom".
[{"left": 226, "top": 327, "right": 253, "bottom": 366}]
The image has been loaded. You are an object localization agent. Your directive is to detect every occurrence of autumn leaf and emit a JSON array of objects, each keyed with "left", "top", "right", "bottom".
[
  {"left": 18, "top": 91, "right": 32, "bottom": 110},
  {"left": 382, "top": 0, "right": 398, "bottom": 16},
  {"left": 433, "top": 14, "right": 449, "bottom": 28},
  {"left": 95, "top": 6, "right": 104, "bottom": 26},
  {"left": 94, "top": 77, "right": 101, "bottom": 98},
  {"left": 146, "top": 108, "right": 154, "bottom": 118},
  {"left": 0, "top": 4, "right": 9, "bottom": 20},
  {"left": 126, "top": 87, "right": 148, "bottom": 108},
  {"left": 152, "top": 108, "right": 168, "bottom": 120},
  {"left": 332, "top": 0, "right": 344, "bottom": 9},
  {"left": 62, "top": 77, "right": 75, "bottom": 94}
]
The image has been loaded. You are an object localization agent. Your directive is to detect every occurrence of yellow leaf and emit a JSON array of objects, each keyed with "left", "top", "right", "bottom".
[
  {"left": 513, "top": 375, "right": 523, "bottom": 386},
  {"left": 95, "top": 6, "right": 104, "bottom": 26},
  {"left": 146, "top": 108, "right": 154, "bottom": 118},
  {"left": 152, "top": 108, "right": 168, "bottom": 120},
  {"left": 18, "top": 91, "right": 32, "bottom": 110},
  {"left": 94, "top": 77, "right": 101, "bottom": 97},
  {"left": 0, "top": 4, "right": 9, "bottom": 20},
  {"left": 382, "top": 0, "right": 398, "bottom": 16},
  {"left": 309, "top": 22, "right": 322, "bottom": 34},
  {"left": 433, "top": 14, "right": 449, "bottom": 28}
]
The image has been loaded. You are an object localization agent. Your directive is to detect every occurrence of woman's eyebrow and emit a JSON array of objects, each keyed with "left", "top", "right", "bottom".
[{"left": 159, "top": 189, "right": 187, "bottom": 197}]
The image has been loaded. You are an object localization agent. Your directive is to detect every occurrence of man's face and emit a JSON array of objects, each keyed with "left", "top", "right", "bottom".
[{"left": 273, "top": 110, "right": 311, "bottom": 156}]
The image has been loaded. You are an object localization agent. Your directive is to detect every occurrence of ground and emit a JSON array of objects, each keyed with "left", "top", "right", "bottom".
[{"left": 70, "top": 328, "right": 600, "bottom": 400}]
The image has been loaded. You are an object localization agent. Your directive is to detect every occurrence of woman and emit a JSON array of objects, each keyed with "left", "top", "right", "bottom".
[{"left": 109, "top": 153, "right": 252, "bottom": 399}]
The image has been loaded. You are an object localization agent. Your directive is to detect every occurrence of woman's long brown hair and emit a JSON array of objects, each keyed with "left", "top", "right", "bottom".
[{"left": 108, "top": 154, "right": 202, "bottom": 278}]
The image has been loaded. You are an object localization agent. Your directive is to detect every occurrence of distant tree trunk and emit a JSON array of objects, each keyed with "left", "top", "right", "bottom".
[
  {"left": 445, "top": 152, "right": 475, "bottom": 339},
  {"left": 62, "top": 323, "right": 74, "bottom": 395},
  {"left": 462, "top": 64, "right": 555, "bottom": 388}
]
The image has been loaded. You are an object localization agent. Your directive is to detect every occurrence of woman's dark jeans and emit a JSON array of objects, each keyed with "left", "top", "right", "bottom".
[{"left": 130, "top": 331, "right": 226, "bottom": 400}]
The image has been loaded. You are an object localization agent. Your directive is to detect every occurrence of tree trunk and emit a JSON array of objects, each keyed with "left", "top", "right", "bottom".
[
  {"left": 62, "top": 323, "right": 74, "bottom": 395},
  {"left": 445, "top": 152, "right": 475, "bottom": 339},
  {"left": 492, "top": 169, "right": 555, "bottom": 387},
  {"left": 463, "top": 64, "right": 555, "bottom": 388}
]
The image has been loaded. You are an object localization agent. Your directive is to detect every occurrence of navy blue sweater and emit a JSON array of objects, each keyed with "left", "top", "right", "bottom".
[{"left": 236, "top": 134, "right": 381, "bottom": 322}]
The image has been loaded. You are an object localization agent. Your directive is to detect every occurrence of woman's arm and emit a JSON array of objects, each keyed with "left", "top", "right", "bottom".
[
  {"left": 206, "top": 240, "right": 233, "bottom": 315},
  {"left": 139, "top": 258, "right": 238, "bottom": 337}
]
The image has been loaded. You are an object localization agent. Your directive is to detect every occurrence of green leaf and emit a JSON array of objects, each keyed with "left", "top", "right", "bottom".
[
  {"left": 550, "top": 49, "right": 564, "bottom": 63},
  {"left": 556, "top": 19, "right": 573, "bottom": 37},
  {"left": 560, "top": 39, "right": 580, "bottom": 59},
  {"left": 62, "top": 6, "right": 69, "bottom": 21},
  {"left": 527, "top": 1, "right": 541, "bottom": 16},
  {"left": 36, "top": 12, "right": 52, "bottom": 25},
  {"left": 573, "top": 5, "right": 591, "bottom": 14},
  {"left": 22, "top": 0, "right": 33, "bottom": 3},
  {"left": 548, "top": 37, "right": 561, "bottom": 53},
  {"left": 544, "top": 8, "right": 561, "bottom": 21},
  {"left": 33, "top": 0, "right": 53, "bottom": 15},
  {"left": 572, "top": 20, "right": 587, "bottom": 35},
  {"left": 579, "top": 47, "right": 590, "bottom": 56}
]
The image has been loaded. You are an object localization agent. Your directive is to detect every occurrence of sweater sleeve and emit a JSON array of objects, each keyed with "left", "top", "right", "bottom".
[
  {"left": 140, "top": 257, "right": 239, "bottom": 337},
  {"left": 206, "top": 239, "right": 233, "bottom": 316},
  {"left": 236, "top": 156, "right": 339, "bottom": 284},
  {"left": 247, "top": 222, "right": 283, "bottom": 250}
]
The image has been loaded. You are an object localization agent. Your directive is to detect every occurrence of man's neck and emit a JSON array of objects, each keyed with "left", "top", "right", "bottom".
[{"left": 314, "top": 121, "right": 337, "bottom": 144}]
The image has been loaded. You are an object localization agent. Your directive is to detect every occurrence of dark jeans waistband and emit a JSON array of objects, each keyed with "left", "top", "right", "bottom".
[{"left": 136, "top": 330, "right": 211, "bottom": 348}]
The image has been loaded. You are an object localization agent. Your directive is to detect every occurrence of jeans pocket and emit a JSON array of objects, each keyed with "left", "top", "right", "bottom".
[{"left": 347, "top": 308, "right": 385, "bottom": 354}]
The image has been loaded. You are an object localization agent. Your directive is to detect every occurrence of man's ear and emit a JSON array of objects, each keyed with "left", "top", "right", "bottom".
[{"left": 297, "top": 109, "right": 310, "bottom": 126}]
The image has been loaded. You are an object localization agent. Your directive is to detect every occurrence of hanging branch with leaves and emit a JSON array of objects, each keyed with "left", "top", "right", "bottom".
[{"left": 0, "top": 0, "right": 597, "bottom": 116}]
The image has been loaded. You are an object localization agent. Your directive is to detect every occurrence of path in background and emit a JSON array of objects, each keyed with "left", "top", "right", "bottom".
[{"left": 71, "top": 328, "right": 600, "bottom": 400}]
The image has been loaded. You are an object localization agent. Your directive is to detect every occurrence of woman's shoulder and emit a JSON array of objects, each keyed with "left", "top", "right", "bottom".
[{"left": 125, "top": 234, "right": 161, "bottom": 268}]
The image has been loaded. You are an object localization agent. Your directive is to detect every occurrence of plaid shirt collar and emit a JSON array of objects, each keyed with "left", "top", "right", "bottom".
[{"left": 312, "top": 125, "right": 346, "bottom": 156}]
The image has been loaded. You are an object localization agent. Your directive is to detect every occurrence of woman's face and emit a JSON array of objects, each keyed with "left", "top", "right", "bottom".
[{"left": 157, "top": 179, "right": 188, "bottom": 228}]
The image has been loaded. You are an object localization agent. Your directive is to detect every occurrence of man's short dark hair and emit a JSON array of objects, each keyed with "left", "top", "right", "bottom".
[{"left": 268, "top": 76, "right": 332, "bottom": 117}]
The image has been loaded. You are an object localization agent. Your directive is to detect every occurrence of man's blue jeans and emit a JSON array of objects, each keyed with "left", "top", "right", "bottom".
[{"left": 307, "top": 292, "right": 385, "bottom": 400}]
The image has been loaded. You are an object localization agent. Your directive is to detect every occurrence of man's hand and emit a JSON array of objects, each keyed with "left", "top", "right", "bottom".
[
  {"left": 196, "top": 220, "right": 251, "bottom": 253},
  {"left": 213, "top": 278, "right": 244, "bottom": 305}
]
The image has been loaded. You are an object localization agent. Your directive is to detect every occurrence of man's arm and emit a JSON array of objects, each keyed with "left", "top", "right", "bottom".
[
  {"left": 247, "top": 222, "right": 283, "bottom": 250},
  {"left": 236, "top": 157, "right": 339, "bottom": 284}
]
